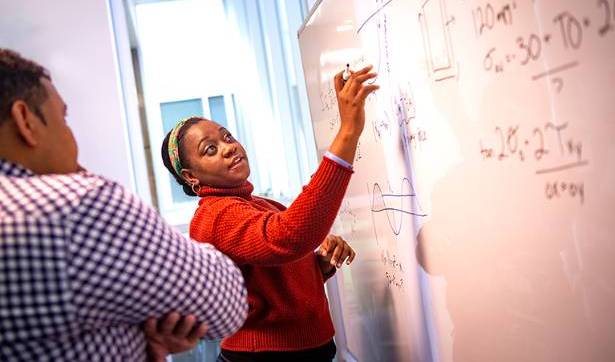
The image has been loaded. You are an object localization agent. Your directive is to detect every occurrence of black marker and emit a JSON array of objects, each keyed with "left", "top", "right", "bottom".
[{"left": 342, "top": 63, "right": 351, "bottom": 82}]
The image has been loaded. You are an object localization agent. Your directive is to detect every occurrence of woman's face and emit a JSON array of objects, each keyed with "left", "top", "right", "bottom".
[{"left": 180, "top": 120, "right": 250, "bottom": 188}]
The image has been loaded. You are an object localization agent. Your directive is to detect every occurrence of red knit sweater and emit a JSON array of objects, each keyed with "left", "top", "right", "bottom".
[{"left": 189, "top": 158, "right": 352, "bottom": 352}]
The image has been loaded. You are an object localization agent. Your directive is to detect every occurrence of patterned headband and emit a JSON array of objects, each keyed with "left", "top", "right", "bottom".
[{"left": 167, "top": 117, "right": 191, "bottom": 178}]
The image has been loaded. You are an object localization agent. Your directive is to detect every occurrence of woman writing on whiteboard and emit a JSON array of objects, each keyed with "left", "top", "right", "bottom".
[{"left": 160, "top": 65, "right": 378, "bottom": 362}]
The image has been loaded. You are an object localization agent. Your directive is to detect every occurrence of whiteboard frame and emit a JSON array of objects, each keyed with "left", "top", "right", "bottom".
[
  {"left": 299, "top": 2, "right": 358, "bottom": 360},
  {"left": 325, "top": 275, "right": 358, "bottom": 362},
  {"left": 300, "top": 1, "right": 351, "bottom": 360},
  {"left": 297, "top": 0, "right": 324, "bottom": 37}
]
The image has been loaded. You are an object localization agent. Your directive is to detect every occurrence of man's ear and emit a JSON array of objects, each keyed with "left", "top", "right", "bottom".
[{"left": 10, "top": 100, "right": 39, "bottom": 147}]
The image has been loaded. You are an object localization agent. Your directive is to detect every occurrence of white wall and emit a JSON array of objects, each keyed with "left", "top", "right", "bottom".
[{"left": 0, "top": 0, "right": 144, "bottom": 196}]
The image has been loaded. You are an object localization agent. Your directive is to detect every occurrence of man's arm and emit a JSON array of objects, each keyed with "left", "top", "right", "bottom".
[{"left": 65, "top": 179, "right": 247, "bottom": 339}]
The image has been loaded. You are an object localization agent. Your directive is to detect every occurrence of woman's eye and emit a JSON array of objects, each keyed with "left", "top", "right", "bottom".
[
  {"left": 224, "top": 133, "right": 234, "bottom": 142},
  {"left": 205, "top": 145, "right": 217, "bottom": 156}
]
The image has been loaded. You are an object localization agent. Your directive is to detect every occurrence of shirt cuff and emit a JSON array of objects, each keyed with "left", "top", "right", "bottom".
[{"left": 324, "top": 151, "right": 353, "bottom": 170}]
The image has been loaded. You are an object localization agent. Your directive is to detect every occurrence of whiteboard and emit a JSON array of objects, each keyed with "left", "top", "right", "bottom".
[{"left": 298, "top": 0, "right": 615, "bottom": 361}]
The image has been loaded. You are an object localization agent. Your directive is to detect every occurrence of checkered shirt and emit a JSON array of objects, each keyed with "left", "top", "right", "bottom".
[{"left": 0, "top": 159, "right": 248, "bottom": 361}]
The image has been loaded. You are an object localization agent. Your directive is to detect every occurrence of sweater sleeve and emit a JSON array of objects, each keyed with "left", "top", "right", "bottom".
[{"left": 191, "top": 158, "right": 352, "bottom": 266}]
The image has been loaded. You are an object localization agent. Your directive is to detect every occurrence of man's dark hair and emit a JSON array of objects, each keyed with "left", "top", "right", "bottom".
[{"left": 0, "top": 49, "right": 51, "bottom": 125}]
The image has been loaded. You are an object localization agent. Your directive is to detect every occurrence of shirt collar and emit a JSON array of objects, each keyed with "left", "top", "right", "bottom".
[{"left": 0, "top": 159, "right": 35, "bottom": 178}]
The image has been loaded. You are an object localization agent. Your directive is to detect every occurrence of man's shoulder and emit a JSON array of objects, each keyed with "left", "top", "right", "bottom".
[
  {"left": 34, "top": 171, "right": 113, "bottom": 204},
  {"left": 0, "top": 171, "right": 136, "bottom": 221},
  {"left": 41, "top": 170, "right": 107, "bottom": 189}
]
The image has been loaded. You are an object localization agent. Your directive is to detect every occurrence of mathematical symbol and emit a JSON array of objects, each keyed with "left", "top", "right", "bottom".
[{"left": 552, "top": 77, "right": 564, "bottom": 93}]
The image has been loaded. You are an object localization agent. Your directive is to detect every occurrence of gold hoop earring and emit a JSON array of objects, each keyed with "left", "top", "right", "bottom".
[{"left": 191, "top": 183, "right": 201, "bottom": 195}]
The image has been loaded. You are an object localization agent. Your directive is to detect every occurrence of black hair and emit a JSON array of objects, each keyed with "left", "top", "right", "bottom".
[
  {"left": 161, "top": 117, "right": 204, "bottom": 196},
  {"left": 0, "top": 48, "right": 51, "bottom": 125}
]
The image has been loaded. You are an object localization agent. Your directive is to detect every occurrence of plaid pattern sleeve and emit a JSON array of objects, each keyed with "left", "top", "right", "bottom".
[{"left": 0, "top": 160, "right": 247, "bottom": 361}]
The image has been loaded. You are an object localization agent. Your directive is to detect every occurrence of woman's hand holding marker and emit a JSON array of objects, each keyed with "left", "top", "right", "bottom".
[{"left": 328, "top": 65, "right": 379, "bottom": 164}]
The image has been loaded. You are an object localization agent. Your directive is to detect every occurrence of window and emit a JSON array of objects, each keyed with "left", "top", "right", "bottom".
[
  {"left": 131, "top": 0, "right": 318, "bottom": 226},
  {"left": 207, "top": 95, "right": 229, "bottom": 128},
  {"left": 159, "top": 95, "right": 234, "bottom": 204}
]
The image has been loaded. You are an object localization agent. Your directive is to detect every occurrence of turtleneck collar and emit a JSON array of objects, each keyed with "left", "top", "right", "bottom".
[{"left": 197, "top": 180, "right": 254, "bottom": 200}]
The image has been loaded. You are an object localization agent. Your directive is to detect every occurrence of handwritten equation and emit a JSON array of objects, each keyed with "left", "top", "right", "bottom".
[
  {"left": 382, "top": 242, "right": 406, "bottom": 289},
  {"left": 319, "top": 83, "right": 337, "bottom": 113},
  {"left": 478, "top": 1, "right": 615, "bottom": 92},
  {"left": 337, "top": 199, "right": 359, "bottom": 234},
  {"left": 479, "top": 120, "right": 588, "bottom": 203},
  {"left": 371, "top": 86, "right": 427, "bottom": 151},
  {"left": 472, "top": 1, "right": 517, "bottom": 37}
]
